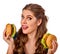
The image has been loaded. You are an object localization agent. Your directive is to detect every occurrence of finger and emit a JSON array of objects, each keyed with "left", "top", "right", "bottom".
[
  {"left": 52, "top": 40, "right": 58, "bottom": 52},
  {"left": 3, "top": 28, "right": 6, "bottom": 40},
  {"left": 48, "top": 49, "right": 54, "bottom": 54},
  {"left": 4, "top": 35, "right": 11, "bottom": 44},
  {"left": 3, "top": 34, "right": 10, "bottom": 41},
  {"left": 10, "top": 38, "right": 14, "bottom": 44},
  {"left": 52, "top": 40, "right": 57, "bottom": 49},
  {"left": 3, "top": 28, "right": 6, "bottom": 36},
  {"left": 10, "top": 38, "right": 14, "bottom": 41},
  {"left": 3, "top": 28, "right": 6, "bottom": 34},
  {"left": 6, "top": 34, "right": 10, "bottom": 38},
  {"left": 54, "top": 40, "right": 58, "bottom": 50}
]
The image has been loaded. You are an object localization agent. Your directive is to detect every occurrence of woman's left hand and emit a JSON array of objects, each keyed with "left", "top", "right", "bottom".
[{"left": 47, "top": 40, "right": 58, "bottom": 54}]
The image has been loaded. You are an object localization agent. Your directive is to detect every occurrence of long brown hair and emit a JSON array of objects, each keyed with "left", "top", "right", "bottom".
[{"left": 13, "top": 3, "right": 48, "bottom": 54}]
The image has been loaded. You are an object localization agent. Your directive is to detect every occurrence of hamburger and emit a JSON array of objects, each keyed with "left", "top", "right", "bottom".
[
  {"left": 41, "top": 33, "right": 57, "bottom": 49},
  {"left": 5, "top": 23, "right": 16, "bottom": 38}
]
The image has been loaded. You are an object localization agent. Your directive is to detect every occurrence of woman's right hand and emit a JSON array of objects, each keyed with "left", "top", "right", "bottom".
[
  {"left": 3, "top": 28, "right": 14, "bottom": 46},
  {"left": 3, "top": 28, "right": 15, "bottom": 54}
]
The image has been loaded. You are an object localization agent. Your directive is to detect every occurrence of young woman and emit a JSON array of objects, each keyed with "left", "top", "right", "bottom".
[{"left": 3, "top": 3, "right": 58, "bottom": 54}]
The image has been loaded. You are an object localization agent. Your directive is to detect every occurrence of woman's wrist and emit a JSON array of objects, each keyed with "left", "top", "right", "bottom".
[
  {"left": 47, "top": 49, "right": 54, "bottom": 54},
  {"left": 9, "top": 44, "right": 15, "bottom": 50},
  {"left": 7, "top": 44, "right": 15, "bottom": 54}
]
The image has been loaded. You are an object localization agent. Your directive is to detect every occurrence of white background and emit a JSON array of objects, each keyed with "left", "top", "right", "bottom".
[{"left": 0, "top": 0, "right": 60, "bottom": 54}]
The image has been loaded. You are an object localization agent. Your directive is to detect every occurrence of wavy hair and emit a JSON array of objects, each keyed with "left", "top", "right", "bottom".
[{"left": 13, "top": 3, "right": 48, "bottom": 54}]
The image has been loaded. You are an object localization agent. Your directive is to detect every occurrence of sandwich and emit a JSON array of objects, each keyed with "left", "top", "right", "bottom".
[
  {"left": 41, "top": 33, "right": 57, "bottom": 49},
  {"left": 5, "top": 23, "right": 16, "bottom": 38}
]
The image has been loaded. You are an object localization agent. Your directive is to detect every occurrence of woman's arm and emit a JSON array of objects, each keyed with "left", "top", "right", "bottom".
[
  {"left": 7, "top": 45, "right": 15, "bottom": 54},
  {"left": 3, "top": 28, "right": 15, "bottom": 54},
  {"left": 47, "top": 40, "right": 58, "bottom": 54}
]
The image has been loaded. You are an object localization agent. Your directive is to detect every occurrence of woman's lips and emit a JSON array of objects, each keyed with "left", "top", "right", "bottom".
[{"left": 22, "top": 25, "right": 28, "bottom": 30}]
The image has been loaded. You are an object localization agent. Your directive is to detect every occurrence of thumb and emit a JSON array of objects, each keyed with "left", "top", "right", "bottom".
[{"left": 6, "top": 34, "right": 11, "bottom": 39}]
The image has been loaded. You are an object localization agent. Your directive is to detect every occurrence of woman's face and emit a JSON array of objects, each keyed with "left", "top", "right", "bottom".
[{"left": 21, "top": 10, "right": 41, "bottom": 34}]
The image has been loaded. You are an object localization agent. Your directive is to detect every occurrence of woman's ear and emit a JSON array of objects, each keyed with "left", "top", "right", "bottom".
[{"left": 37, "top": 19, "right": 42, "bottom": 26}]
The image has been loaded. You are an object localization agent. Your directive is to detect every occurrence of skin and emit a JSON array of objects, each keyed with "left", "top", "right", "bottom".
[
  {"left": 3, "top": 10, "right": 58, "bottom": 54},
  {"left": 21, "top": 10, "right": 41, "bottom": 34},
  {"left": 3, "top": 28, "right": 14, "bottom": 54},
  {"left": 21, "top": 10, "right": 42, "bottom": 54}
]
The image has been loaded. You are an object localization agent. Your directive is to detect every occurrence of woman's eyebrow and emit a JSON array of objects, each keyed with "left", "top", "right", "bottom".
[
  {"left": 27, "top": 15, "right": 33, "bottom": 17},
  {"left": 21, "top": 14, "right": 33, "bottom": 18}
]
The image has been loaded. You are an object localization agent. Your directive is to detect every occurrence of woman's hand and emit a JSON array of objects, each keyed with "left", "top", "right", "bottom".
[
  {"left": 47, "top": 40, "right": 58, "bottom": 54},
  {"left": 3, "top": 28, "right": 15, "bottom": 54},
  {"left": 3, "top": 28, "right": 14, "bottom": 46}
]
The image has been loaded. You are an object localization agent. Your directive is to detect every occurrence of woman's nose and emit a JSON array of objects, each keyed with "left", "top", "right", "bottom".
[{"left": 22, "top": 18, "right": 27, "bottom": 24}]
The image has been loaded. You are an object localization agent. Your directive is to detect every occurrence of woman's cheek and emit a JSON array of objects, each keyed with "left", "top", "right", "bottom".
[{"left": 29, "top": 23, "right": 37, "bottom": 31}]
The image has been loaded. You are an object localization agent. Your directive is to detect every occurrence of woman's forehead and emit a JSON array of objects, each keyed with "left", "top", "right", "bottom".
[{"left": 22, "top": 10, "right": 34, "bottom": 16}]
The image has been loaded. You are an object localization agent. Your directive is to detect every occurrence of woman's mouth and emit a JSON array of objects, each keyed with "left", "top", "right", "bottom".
[{"left": 22, "top": 25, "right": 28, "bottom": 30}]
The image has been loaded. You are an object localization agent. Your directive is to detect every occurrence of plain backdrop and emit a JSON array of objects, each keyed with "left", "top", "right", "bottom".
[{"left": 0, "top": 0, "right": 60, "bottom": 54}]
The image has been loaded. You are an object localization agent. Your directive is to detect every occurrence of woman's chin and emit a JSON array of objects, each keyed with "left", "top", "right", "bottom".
[
  {"left": 23, "top": 32, "right": 27, "bottom": 34},
  {"left": 22, "top": 30, "right": 28, "bottom": 34},
  {"left": 22, "top": 30, "right": 31, "bottom": 34},
  {"left": 22, "top": 29, "right": 31, "bottom": 34}
]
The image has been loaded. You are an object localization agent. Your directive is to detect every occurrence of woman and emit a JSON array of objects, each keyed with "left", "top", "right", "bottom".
[{"left": 3, "top": 3, "right": 58, "bottom": 54}]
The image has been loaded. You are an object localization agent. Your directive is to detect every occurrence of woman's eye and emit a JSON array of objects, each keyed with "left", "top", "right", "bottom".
[{"left": 27, "top": 17, "right": 32, "bottom": 20}]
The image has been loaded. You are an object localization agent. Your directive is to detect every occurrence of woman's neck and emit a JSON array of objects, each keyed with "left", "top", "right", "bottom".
[{"left": 27, "top": 29, "right": 37, "bottom": 42}]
